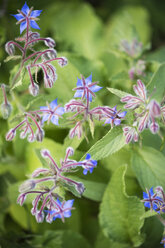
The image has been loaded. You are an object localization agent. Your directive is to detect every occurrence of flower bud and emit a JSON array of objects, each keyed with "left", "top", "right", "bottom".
[
  {"left": 35, "top": 211, "right": 45, "bottom": 223},
  {"left": 58, "top": 57, "right": 68, "bottom": 67},
  {"left": 19, "top": 180, "right": 36, "bottom": 193},
  {"left": 76, "top": 182, "right": 85, "bottom": 195},
  {"left": 40, "top": 149, "right": 50, "bottom": 158},
  {"left": 29, "top": 83, "right": 39, "bottom": 96},
  {"left": 66, "top": 147, "right": 74, "bottom": 157},
  {"left": 32, "top": 168, "right": 49, "bottom": 178},
  {"left": 27, "top": 133, "right": 36, "bottom": 142},
  {"left": 149, "top": 122, "right": 159, "bottom": 134},
  {"left": 5, "top": 41, "right": 15, "bottom": 55},
  {"left": 149, "top": 100, "right": 161, "bottom": 117},
  {"left": 44, "top": 37, "right": 56, "bottom": 48},
  {"left": 6, "top": 128, "right": 16, "bottom": 141},
  {"left": 17, "top": 194, "right": 27, "bottom": 206},
  {"left": 44, "top": 75, "right": 54, "bottom": 88},
  {"left": 1, "top": 101, "right": 12, "bottom": 119},
  {"left": 36, "top": 128, "right": 45, "bottom": 142}
]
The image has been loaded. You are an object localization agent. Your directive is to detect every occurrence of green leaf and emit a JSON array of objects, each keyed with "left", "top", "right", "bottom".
[
  {"left": 99, "top": 165, "right": 145, "bottom": 247},
  {"left": 131, "top": 146, "right": 165, "bottom": 190},
  {"left": 147, "top": 63, "right": 165, "bottom": 102},
  {"left": 89, "top": 118, "right": 95, "bottom": 138},
  {"left": 4, "top": 55, "right": 21, "bottom": 63},
  {"left": 81, "top": 126, "right": 126, "bottom": 160},
  {"left": 107, "top": 87, "right": 128, "bottom": 98},
  {"left": 146, "top": 46, "right": 165, "bottom": 63},
  {"left": 140, "top": 210, "right": 157, "bottom": 219}
]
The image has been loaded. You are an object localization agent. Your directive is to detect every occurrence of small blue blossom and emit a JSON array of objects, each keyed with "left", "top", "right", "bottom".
[
  {"left": 81, "top": 153, "right": 97, "bottom": 175},
  {"left": 12, "top": 2, "right": 42, "bottom": 33},
  {"left": 142, "top": 187, "right": 161, "bottom": 211},
  {"left": 73, "top": 74, "right": 102, "bottom": 102},
  {"left": 161, "top": 237, "right": 165, "bottom": 248},
  {"left": 40, "top": 99, "right": 64, "bottom": 125},
  {"left": 45, "top": 199, "right": 74, "bottom": 222},
  {"left": 104, "top": 106, "right": 127, "bottom": 126}
]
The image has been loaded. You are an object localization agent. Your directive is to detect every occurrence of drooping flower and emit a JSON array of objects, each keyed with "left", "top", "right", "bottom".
[
  {"left": 12, "top": 2, "right": 42, "bottom": 33},
  {"left": 40, "top": 99, "right": 64, "bottom": 125},
  {"left": 104, "top": 106, "right": 127, "bottom": 126},
  {"left": 80, "top": 153, "right": 97, "bottom": 175},
  {"left": 45, "top": 199, "right": 74, "bottom": 222},
  {"left": 142, "top": 187, "right": 162, "bottom": 212},
  {"left": 73, "top": 74, "right": 102, "bottom": 102}
]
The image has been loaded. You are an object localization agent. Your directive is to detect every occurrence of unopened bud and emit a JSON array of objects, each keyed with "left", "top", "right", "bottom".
[
  {"left": 149, "top": 100, "right": 161, "bottom": 117},
  {"left": 6, "top": 128, "right": 16, "bottom": 141},
  {"left": 149, "top": 122, "right": 159, "bottom": 134},
  {"left": 58, "top": 57, "right": 68, "bottom": 67},
  {"left": 66, "top": 147, "right": 74, "bottom": 157},
  {"left": 41, "top": 149, "right": 50, "bottom": 158},
  {"left": 27, "top": 133, "right": 36, "bottom": 142},
  {"left": 17, "top": 194, "right": 27, "bottom": 206},
  {"left": 36, "top": 128, "right": 45, "bottom": 142},
  {"left": 76, "top": 182, "right": 85, "bottom": 195},
  {"left": 5, "top": 41, "right": 15, "bottom": 55},
  {"left": 1, "top": 101, "right": 12, "bottom": 119},
  {"left": 44, "top": 75, "right": 54, "bottom": 88},
  {"left": 19, "top": 180, "right": 36, "bottom": 193},
  {"left": 44, "top": 37, "right": 56, "bottom": 48},
  {"left": 35, "top": 211, "right": 45, "bottom": 223},
  {"left": 29, "top": 83, "right": 39, "bottom": 96}
]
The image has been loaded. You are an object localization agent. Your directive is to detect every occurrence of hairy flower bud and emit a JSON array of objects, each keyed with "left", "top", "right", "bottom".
[
  {"left": 149, "top": 100, "right": 161, "bottom": 117},
  {"left": 29, "top": 83, "right": 39, "bottom": 96},
  {"left": 19, "top": 180, "right": 36, "bottom": 193},
  {"left": 66, "top": 147, "right": 74, "bottom": 157},
  {"left": 41, "top": 149, "right": 50, "bottom": 158},
  {"left": 35, "top": 211, "right": 45, "bottom": 223},
  {"left": 5, "top": 41, "right": 15, "bottom": 55},
  {"left": 27, "top": 133, "right": 36, "bottom": 142},
  {"left": 1, "top": 101, "right": 12, "bottom": 119},
  {"left": 58, "top": 57, "right": 68, "bottom": 67},
  {"left": 6, "top": 128, "right": 16, "bottom": 141},
  {"left": 76, "top": 182, "right": 85, "bottom": 195},
  {"left": 17, "top": 194, "right": 27, "bottom": 206},
  {"left": 36, "top": 128, "right": 45, "bottom": 142},
  {"left": 44, "top": 37, "right": 56, "bottom": 48},
  {"left": 149, "top": 122, "right": 159, "bottom": 134}
]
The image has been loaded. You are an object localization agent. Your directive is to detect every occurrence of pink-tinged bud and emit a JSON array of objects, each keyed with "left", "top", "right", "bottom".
[
  {"left": 133, "top": 133, "right": 139, "bottom": 142},
  {"left": 35, "top": 211, "right": 45, "bottom": 223},
  {"left": 44, "top": 37, "right": 56, "bottom": 48},
  {"left": 76, "top": 182, "right": 85, "bottom": 195},
  {"left": 42, "top": 49, "right": 57, "bottom": 61},
  {"left": 6, "top": 128, "right": 16, "bottom": 141},
  {"left": 44, "top": 75, "right": 54, "bottom": 88},
  {"left": 5, "top": 41, "right": 15, "bottom": 55},
  {"left": 128, "top": 68, "right": 135, "bottom": 80},
  {"left": 36, "top": 128, "right": 45, "bottom": 142},
  {"left": 29, "top": 83, "right": 39, "bottom": 96},
  {"left": 28, "top": 32, "right": 40, "bottom": 46},
  {"left": 136, "top": 79, "right": 146, "bottom": 100},
  {"left": 1, "top": 101, "right": 12, "bottom": 119},
  {"left": 17, "top": 194, "right": 27, "bottom": 206},
  {"left": 138, "top": 112, "right": 149, "bottom": 132},
  {"left": 19, "top": 180, "right": 36, "bottom": 193},
  {"left": 58, "top": 57, "right": 68, "bottom": 67},
  {"left": 149, "top": 100, "right": 161, "bottom": 117},
  {"left": 66, "top": 147, "right": 74, "bottom": 157},
  {"left": 149, "top": 122, "right": 159, "bottom": 134},
  {"left": 46, "top": 213, "right": 53, "bottom": 223},
  {"left": 40, "top": 149, "right": 50, "bottom": 158},
  {"left": 32, "top": 168, "right": 49, "bottom": 178},
  {"left": 121, "top": 95, "right": 133, "bottom": 102},
  {"left": 27, "top": 133, "right": 36, "bottom": 143}
]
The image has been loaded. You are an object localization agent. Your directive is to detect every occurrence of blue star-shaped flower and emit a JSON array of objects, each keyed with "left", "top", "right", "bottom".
[
  {"left": 73, "top": 74, "right": 102, "bottom": 102},
  {"left": 82, "top": 153, "right": 97, "bottom": 175},
  {"left": 40, "top": 99, "right": 64, "bottom": 126},
  {"left": 45, "top": 199, "right": 74, "bottom": 222},
  {"left": 143, "top": 187, "right": 160, "bottom": 211},
  {"left": 12, "top": 2, "right": 42, "bottom": 34},
  {"left": 104, "top": 106, "right": 127, "bottom": 126}
]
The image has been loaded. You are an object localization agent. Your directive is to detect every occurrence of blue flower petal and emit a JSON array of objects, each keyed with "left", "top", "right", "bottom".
[
  {"left": 149, "top": 187, "right": 154, "bottom": 196},
  {"left": 53, "top": 213, "right": 61, "bottom": 220},
  {"left": 144, "top": 202, "right": 150, "bottom": 208},
  {"left": 90, "top": 168, "right": 94, "bottom": 173},
  {"left": 20, "top": 21, "right": 27, "bottom": 33},
  {"left": 56, "top": 199, "right": 62, "bottom": 207},
  {"left": 42, "top": 114, "right": 49, "bottom": 124},
  {"left": 83, "top": 169, "right": 88, "bottom": 175},
  {"left": 88, "top": 93, "right": 93, "bottom": 102},
  {"left": 50, "top": 99, "right": 58, "bottom": 109},
  {"left": 51, "top": 115, "right": 59, "bottom": 125},
  {"left": 118, "top": 111, "right": 127, "bottom": 118},
  {"left": 91, "top": 160, "right": 97, "bottom": 166},
  {"left": 21, "top": 2, "right": 30, "bottom": 15},
  {"left": 63, "top": 199, "right": 74, "bottom": 209},
  {"left": 40, "top": 106, "right": 48, "bottom": 110},
  {"left": 29, "top": 20, "right": 40, "bottom": 30},
  {"left": 114, "top": 118, "right": 121, "bottom": 126},
  {"left": 86, "top": 153, "right": 91, "bottom": 160},
  {"left": 56, "top": 107, "right": 65, "bottom": 115},
  {"left": 104, "top": 118, "right": 112, "bottom": 124},
  {"left": 90, "top": 85, "right": 102, "bottom": 93},
  {"left": 64, "top": 210, "right": 72, "bottom": 218},
  {"left": 31, "top": 10, "right": 42, "bottom": 17},
  {"left": 85, "top": 74, "right": 92, "bottom": 84},
  {"left": 74, "top": 90, "right": 83, "bottom": 98},
  {"left": 11, "top": 14, "right": 24, "bottom": 21},
  {"left": 143, "top": 192, "right": 148, "bottom": 199},
  {"left": 77, "top": 78, "right": 82, "bottom": 87}
]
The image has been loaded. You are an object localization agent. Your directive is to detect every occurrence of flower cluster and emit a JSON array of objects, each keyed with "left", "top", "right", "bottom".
[
  {"left": 121, "top": 79, "right": 164, "bottom": 143},
  {"left": 120, "top": 39, "right": 146, "bottom": 80},
  {"left": 65, "top": 74, "right": 127, "bottom": 139},
  {"left": 6, "top": 99, "right": 64, "bottom": 142},
  {"left": 5, "top": 2, "right": 67, "bottom": 96},
  {"left": 17, "top": 147, "right": 97, "bottom": 223}
]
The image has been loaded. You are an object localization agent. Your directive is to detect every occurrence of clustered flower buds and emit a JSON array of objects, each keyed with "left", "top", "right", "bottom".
[
  {"left": 121, "top": 79, "right": 164, "bottom": 143},
  {"left": 17, "top": 147, "right": 97, "bottom": 223},
  {"left": 5, "top": 2, "right": 67, "bottom": 96},
  {"left": 5, "top": 99, "right": 64, "bottom": 142},
  {"left": 65, "top": 74, "right": 127, "bottom": 139}
]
